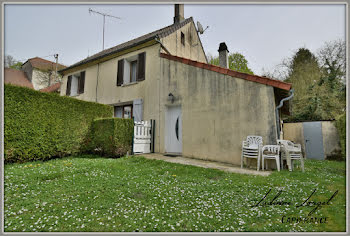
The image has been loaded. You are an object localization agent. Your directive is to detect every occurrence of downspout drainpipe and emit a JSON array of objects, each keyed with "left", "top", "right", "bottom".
[
  {"left": 95, "top": 63, "right": 100, "bottom": 103},
  {"left": 276, "top": 88, "right": 294, "bottom": 140}
]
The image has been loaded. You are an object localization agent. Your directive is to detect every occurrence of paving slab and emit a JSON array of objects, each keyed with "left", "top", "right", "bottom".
[{"left": 138, "top": 153, "right": 271, "bottom": 176}]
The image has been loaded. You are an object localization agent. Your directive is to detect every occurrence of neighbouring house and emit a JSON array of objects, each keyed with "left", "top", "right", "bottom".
[
  {"left": 59, "top": 4, "right": 292, "bottom": 165},
  {"left": 4, "top": 67, "right": 34, "bottom": 89},
  {"left": 21, "top": 57, "right": 66, "bottom": 91}
]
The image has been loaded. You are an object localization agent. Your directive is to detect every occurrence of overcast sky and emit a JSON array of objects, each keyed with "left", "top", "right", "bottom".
[{"left": 4, "top": 4, "right": 346, "bottom": 75}]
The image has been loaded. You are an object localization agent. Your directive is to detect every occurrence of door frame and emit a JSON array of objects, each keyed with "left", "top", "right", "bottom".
[
  {"left": 303, "top": 121, "right": 325, "bottom": 160},
  {"left": 164, "top": 105, "right": 182, "bottom": 154}
]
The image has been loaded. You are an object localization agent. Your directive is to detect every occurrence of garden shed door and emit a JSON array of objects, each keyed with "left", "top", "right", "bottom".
[
  {"left": 303, "top": 122, "right": 325, "bottom": 160},
  {"left": 165, "top": 106, "right": 182, "bottom": 154}
]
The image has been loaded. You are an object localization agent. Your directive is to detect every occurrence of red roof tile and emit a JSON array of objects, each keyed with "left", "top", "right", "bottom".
[
  {"left": 159, "top": 53, "right": 292, "bottom": 91},
  {"left": 4, "top": 68, "right": 33, "bottom": 89},
  {"left": 24, "top": 57, "right": 66, "bottom": 71},
  {"left": 40, "top": 82, "right": 60, "bottom": 93}
]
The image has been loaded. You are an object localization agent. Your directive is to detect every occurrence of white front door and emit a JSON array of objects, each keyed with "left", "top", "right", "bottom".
[{"left": 165, "top": 106, "right": 182, "bottom": 154}]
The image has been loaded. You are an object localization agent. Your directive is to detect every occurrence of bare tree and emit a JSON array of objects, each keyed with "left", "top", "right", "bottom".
[
  {"left": 4, "top": 55, "right": 20, "bottom": 68},
  {"left": 317, "top": 39, "right": 346, "bottom": 84},
  {"left": 261, "top": 60, "right": 289, "bottom": 81}
]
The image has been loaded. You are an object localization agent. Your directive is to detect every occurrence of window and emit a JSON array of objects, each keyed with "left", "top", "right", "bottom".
[
  {"left": 114, "top": 99, "right": 143, "bottom": 121},
  {"left": 117, "top": 52, "right": 146, "bottom": 86},
  {"left": 181, "top": 32, "right": 185, "bottom": 46},
  {"left": 130, "top": 60, "right": 137, "bottom": 83},
  {"left": 66, "top": 71, "right": 85, "bottom": 96},
  {"left": 123, "top": 106, "right": 132, "bottom": 119},
  {"left": 114, "top": 105, "right": 133, "bottom": 119}
]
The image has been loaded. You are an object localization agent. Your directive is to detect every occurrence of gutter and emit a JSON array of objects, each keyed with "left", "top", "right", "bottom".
[
  {"left": 155, "top": 37, "right": 171, "bottom": 55},
  {"left": 276, "top": 88, "right": 294, "bottom": 139}
]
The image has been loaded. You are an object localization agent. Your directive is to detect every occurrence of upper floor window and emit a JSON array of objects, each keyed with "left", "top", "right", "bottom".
[
  {"left": 130, "top": 60, "right": 137, "bottom": 83},
  {"left": 117, "top": 52, "right": 146, "bottom": 86},
  {"left": 181, "top": 32, "right": 185, "bottom": 46},
  {"left": 66, "top": 71, "right": 85, "bottom": 96}
]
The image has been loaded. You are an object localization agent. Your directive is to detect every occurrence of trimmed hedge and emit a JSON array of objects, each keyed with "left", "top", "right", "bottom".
[
  {"left": 335, "top": 113, "right": 346, "bottom": 159},
  {"left": 4, "top": 84, "right": 113, "bottom": 163},
  {"left": 82, "top": 118, "right": 134, "bottom": 157}
]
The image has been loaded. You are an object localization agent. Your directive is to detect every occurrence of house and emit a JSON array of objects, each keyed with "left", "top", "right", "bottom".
[
  {"left": 4, "top": 68, "right": 34, "bottom": 89},
  {"left": 21, "top": 57, "right": 66, "bottom": 91},
  {"left": 59, "top": 4, "right": 292, "bottom": 165}
]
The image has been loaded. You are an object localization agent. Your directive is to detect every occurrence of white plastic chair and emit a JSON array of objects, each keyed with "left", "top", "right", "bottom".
[
  {"left": 262, "top": 145, "right": 280, "bottom": 171},
  {"left": 241, "top": 136, "right": 263, "bottom": 171},
  {"left": 277, "top": 139, "right": 304, "bottom": 172}
]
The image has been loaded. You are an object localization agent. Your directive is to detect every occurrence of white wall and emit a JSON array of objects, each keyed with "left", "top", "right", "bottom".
[{"left": 32, "top": 68, "right": 63, "bottom": 90}]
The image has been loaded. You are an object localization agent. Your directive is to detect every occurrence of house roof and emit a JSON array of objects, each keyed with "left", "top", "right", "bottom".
[
  {"left": 60, "top": 17, "right": 194, "bottom": 73},
  {"left": 40, "top": 82, "right": 60, "bottom": 93},
  {"left": 159, "top": 53, "right": 292, "bottom": 91},
  {"left": 24, "top": 57, "right": 66, "bottom": 72},
  {"left": 4, "top": 68, "right": 34, "bottom": 89}
]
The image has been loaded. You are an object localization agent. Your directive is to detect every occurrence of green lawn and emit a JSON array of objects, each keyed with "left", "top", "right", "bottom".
[{"left": 4, "top": 155, "right": 346, "bottom": 232}]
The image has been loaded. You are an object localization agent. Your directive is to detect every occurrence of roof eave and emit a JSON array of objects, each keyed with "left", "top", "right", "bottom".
[
  {"left": 59, "top": 38, "right": 159, "bottom": 75},
  {"left": 60, "top": 17, "right": 194, "bottom": 75},
  {"left": 159, "top": 53, "right": 292, "bottom": 91}
]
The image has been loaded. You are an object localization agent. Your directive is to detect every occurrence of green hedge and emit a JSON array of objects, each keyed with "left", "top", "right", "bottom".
[
  {"left": 82, "top": 118, "right": 134, "bottom": 157},
  {"left": 4, "top": 84, "right": 113, "bottom": 163},
  {"left": 335, "top": 113, "right": 346, "bottom": 159}
]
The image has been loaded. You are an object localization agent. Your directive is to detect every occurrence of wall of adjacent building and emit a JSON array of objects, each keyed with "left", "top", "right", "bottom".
[
  {"left": 21, "top": 62, "right": 33, "bottom": 83},
  {"left": 321, "top": 121, "right": 342, "bottom": 159},
  {"left": 282, "top": 122, "right": 306, "bottom": 155}
]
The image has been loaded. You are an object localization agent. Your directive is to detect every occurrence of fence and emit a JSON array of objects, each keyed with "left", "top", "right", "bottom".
[{"left": 133, "top": 120, "right": 154, "bottom": 154}]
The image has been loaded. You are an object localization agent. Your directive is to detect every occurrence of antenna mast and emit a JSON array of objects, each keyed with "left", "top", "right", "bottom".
[{"left": 89, "top": 8, "right": 121, "bottom": 50}]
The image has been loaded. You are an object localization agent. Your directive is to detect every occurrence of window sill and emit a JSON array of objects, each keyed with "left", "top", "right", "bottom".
[
  {"left": 121, "top": 82, "right": 138, "bottom": 87},
  {"left": 69, "top": 93, "right": 83, "bottom": 97}
]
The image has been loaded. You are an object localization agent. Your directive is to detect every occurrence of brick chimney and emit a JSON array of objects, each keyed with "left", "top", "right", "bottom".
[
  {"left": 218, "top": 42, "right": 229, "bottom": 68},
  {"left": 174, "top": 4, "right": 184, "bottom": 24}
]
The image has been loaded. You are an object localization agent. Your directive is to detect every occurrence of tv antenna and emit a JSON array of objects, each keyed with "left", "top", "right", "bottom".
[
  {"left": 89, "top": 8, "right": 122, "bottom": 50},
  {"left": 196, "top": 21, "right": 209, "bottom": 34}
]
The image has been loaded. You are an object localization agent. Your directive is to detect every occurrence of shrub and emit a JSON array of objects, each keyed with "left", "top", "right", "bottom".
[
  {"left": 4, "top": 84, "right": 113, "bottom": 163},
  {"left": 83, "top": 118, "right": 134, "bottom": 157},
  {"left": 335, "top": 113, "right": 346, "bottom": 159}
]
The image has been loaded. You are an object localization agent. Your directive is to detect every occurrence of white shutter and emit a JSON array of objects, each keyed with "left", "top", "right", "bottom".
[{"left": 133, "top": 99, "right": 143, "bottom": 122}]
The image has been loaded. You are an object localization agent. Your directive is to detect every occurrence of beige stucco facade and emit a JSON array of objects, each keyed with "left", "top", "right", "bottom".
[
  {"left": 60, "top": 19, "right": 206, "bottom": 103},
  {"left": 158, "top": 58, "right": 278, "bottom": 165},
  {"left": 60, "top": 19, "right": 287, "bottom": 166},
  {"left": 160, "top": 20, "right": 207, "bottom": 63},
  {"left": 61, "top": 49, "right": 280, "bottom": 165}
]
